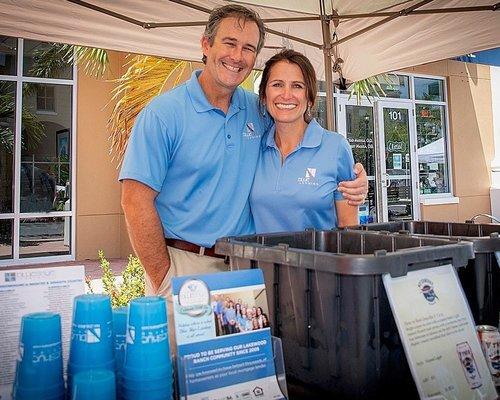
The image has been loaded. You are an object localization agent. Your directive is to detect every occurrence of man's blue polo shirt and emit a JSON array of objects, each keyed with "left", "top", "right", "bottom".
[
  {"left": 250, "top": 119, "right": 356, "bottom": 233},
  {"left": 119, "top": 71, "right": 267, "bottom": 247}
]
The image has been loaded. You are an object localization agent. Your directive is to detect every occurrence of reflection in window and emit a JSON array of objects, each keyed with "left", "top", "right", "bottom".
[
  {"left": 311, "top": 96, "right": 326, "bottom": 128},
  {"left": 21, "top": 83, "right": 72, "bottom": 213},
  {"left": 0, "top": 81, "right": 15, "bottom": 213},
  {"left": 23, "top": 40, "right": 73, "bottom": 80},
  {"left": 0, "top": 219, "right": 13, "bottom": 259},
  {"left": 414, "top": 77, "right": 444, "bottom": 101},
  {"left": 0, "top": 36, "right": 17, "bottom": 76},
  {"left": 37, "top": 85, "right": 55, "bottom": 112},
  {"left": 379, "top": 75, "right": 410, "bottom": 99},
  {"left": 416, "top": 105, "right": 449, "bottom": 194},
  {"left": 19, "top": 217, "right": 71, "bottom": 258},
  {"left": 346, "top": 105, "right": 377, "bottom": 223}
]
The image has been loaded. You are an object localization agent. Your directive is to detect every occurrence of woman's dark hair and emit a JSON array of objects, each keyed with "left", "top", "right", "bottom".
[{"left": 259, "top": 49, "right": 317, "bottom": 121}]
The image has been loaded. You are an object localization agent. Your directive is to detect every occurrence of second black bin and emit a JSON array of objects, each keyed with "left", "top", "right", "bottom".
[{"left": 347, "top": 220, "right": 500, "bottom": 327}]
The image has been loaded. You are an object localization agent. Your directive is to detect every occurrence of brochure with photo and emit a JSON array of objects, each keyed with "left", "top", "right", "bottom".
[{"left": 172, "top": 269, "right": 287, "bottom": 400}]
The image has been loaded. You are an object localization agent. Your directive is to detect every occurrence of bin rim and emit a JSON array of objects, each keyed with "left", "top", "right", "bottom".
[
  {"left": 215, "top": 229, "right": 475, "bottom": 278},
  {"left": 344, "top": 220, "right": 500, "bottom": 253}
]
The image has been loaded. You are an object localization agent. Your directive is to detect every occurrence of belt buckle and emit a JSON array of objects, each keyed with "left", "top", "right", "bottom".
[{"left": 199, "top": 246, "right": 205, "bottom": 256}]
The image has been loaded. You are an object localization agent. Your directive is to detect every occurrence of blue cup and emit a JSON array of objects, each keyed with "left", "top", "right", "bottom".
[
  {"left": 121, "top": 374, "right": 174, "bottom": 390},
  {"left": 123, "top": 297, "right": 171, "bottom": 372},
  {"left": 69, "top": 294, "right": 114, "bottom": 374},
  {"left": 121, "top": 363, "right": 172, "bottom": 381},
  {"left": 68, "top": 359, "right": 115, "bottom": 376},
  {"left": 13, "top": 381, "right": 65, "bottom": 400},
  {"left": 14, "top": 312, "right": 64, "bottom": 396},
  {"left": 113, "top": 306, "right": 127, "bottom": 373},
  {"left": 122, "top": 384, "right": 171, "bottom": 400},
  {"left": 71, "top": 369, "right": 116, "bottom": 400}
]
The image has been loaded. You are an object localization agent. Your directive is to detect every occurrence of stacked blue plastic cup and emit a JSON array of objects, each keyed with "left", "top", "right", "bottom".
[
  {"left": 112, "top": 306, "right": 127, "bottom": 398},
  {"left": 68, "top": 294, "right": 115, "bottom": 387},
  {"left": 12, "top": 312, "right": 65, "bottom": 400},
  {"left": 122, "top": 296, "right": 172, "bottom": 400},
  {"left": 71, "top": 370, "right": 116, "bottom": 400}
]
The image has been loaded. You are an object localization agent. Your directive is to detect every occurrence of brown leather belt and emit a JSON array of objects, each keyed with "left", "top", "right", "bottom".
[{"left": 165, "top": 238, "right": 225, "bottom": 259}]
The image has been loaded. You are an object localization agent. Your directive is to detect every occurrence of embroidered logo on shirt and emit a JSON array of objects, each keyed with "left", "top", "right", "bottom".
[
  {"left": 242, "top": 122, "right": 261, "bottom": 139},
  {"left": 298, "top": 167, "right": 320, "bottom": 186}
]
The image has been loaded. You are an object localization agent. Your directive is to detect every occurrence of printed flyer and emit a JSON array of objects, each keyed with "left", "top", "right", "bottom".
[
  {"left": 0, "top": 265, "right": 86, "bottom": 400},
  {"left": 173, "top": 269, "right": 287, "bottom": 400},
  {"left": 383, "top": 264, "right": 497, "bottom": 400}
]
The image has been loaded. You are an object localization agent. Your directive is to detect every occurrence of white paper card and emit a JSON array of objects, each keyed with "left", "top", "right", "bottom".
[
  {"left": 383, "top": 264, "right": 497, "bottom": 400},
  {"left": 0, "top": 265, "right": 86, "bottom": 399}
]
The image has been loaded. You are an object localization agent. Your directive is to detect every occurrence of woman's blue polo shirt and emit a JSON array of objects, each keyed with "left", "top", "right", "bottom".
[{"left": 250, "top": 119, "right": 356, "bottom": 233}]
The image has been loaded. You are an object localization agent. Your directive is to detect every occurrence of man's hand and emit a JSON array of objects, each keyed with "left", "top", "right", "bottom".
[{"left": 338, "top": 163, "right": 368, "bottom": 206}]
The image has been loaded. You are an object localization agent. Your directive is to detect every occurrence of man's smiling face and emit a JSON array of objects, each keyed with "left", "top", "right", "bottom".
[{"left": 201, "top": 16, "right": 260, "bottom": 92}]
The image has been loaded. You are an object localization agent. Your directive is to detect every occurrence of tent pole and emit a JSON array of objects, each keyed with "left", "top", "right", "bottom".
[{"left": 320, "top": 0, "right": 335, "bottom": 131}]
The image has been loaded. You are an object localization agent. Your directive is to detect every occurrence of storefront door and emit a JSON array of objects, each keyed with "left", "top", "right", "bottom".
[
  {"left": 336, "top": 98, "right": 419, "bottom": 222},
  {"left": 375, "top": 101, "right": 419, "bottom": 222}
]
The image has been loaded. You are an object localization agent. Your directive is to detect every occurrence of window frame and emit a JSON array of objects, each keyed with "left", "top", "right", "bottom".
[
  {"left": 0, "top": 37, "right": 77, "bottom": 266},
  {"left": 408, "top": 73, "right": 455, "bottom": 202},
  {"left": 36, "top": 84, "right": 56, "bottom": 113}
]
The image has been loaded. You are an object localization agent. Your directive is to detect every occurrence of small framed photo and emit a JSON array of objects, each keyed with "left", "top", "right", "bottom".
[{"left": 56, "top": 129, "right": 70, "bottom": 158}]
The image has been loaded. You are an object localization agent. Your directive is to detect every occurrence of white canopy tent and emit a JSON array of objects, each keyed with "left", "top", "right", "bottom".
[
  {"left": 1, "top": 0, "right": 499, "bottom": 127},
  {"left": 417, "top": 137, "right": 446, "bottom": 164}
]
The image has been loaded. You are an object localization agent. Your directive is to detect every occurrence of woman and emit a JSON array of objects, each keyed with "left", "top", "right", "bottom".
[
  {"left": 250, "top": 50, "right": 359, "bottom": 232},
  {"left": 260, "top": 313, "right": 270, "bottom": 329}
]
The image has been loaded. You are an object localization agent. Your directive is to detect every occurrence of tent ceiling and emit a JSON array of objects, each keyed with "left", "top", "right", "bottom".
[{"left": 0, "top": 0, "right": 499, "bottom": 82}]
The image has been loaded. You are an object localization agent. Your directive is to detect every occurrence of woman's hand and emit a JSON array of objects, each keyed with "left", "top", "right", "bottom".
[{"left": 338, "top": 163, "right": 368, "bottom": 206}]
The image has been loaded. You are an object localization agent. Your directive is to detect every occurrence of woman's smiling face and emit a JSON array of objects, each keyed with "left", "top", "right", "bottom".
[{"left": 264, "top": 60, "right": 309, "bottom": 124}]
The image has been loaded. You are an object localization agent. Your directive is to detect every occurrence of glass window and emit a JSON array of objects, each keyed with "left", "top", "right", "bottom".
[
  {"left": 346, "top": 105, "right": 377, "bottom": 223},
  {"left": 37, "top": 85, "right": 55, "bottom": 112},
  {"left": 346, "top": 105, "right": 375, "bottom": 174},
  {"left": 416, "top": 104, "right": 450, "bottom": 194},
  {"left": 0, "top": 219, "right": 13, "bottom": 259},
  {"left": 312, "top": 95, "right": 327, "bottom": 128},
  {"left": 23, "top": 40, "right": 73, "bottom": 80},
  {"left": 338, "top": 74, "right": 409, "bottom": 99},
  {"left": 19, "top": 217, "right": 71, "bottom": 258},
  {"left": 414, "top": 77, "right": 444, "bottom": 101},
  {"left": 1, "top": 38, "right": 74, "bottom": 264},
  {"left": 0, "top": 81, "right": 16, "bottom": 213},
  {"left": 21, "top": 83, "right": 72, "bottom": 213},
  {"left": 379, "top": 75, "right": 410, "bottom": 99},
  {"left": 317, "top": 80, "right": 327, "bottom": 92},
  {"left": 0, "top": 36, "right": 17, "bottom": 76}
]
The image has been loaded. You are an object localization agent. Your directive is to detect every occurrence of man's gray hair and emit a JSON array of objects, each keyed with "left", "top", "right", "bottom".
[{"left": 202, "top": 4, "right": 266, "bottom": 64}]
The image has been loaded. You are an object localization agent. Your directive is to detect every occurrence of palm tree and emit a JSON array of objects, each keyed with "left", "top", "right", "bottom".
[
  {"left": 107, "top": 56, "right": 261, "bottom": 165},
  {"left": 107, "top": 56, "right": 194, "bottom": 164},
  {"left": 348, "top": 74, "right": 397, "bottom": 104},
  {"left": 0, "top": 81, "right": 45, "bottom": 153}
]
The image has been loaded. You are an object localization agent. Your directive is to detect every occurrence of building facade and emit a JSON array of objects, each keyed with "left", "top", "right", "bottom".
[{"left": 0, "top": 38, "right": 498, "bottom": 266}]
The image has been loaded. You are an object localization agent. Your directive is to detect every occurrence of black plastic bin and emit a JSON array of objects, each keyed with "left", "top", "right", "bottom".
[
  {"left": 347, "top": 221, "right": 500, "bottom": 327},
  {"left": 215, "top": 229, "right": 474, "bottom": 399}
]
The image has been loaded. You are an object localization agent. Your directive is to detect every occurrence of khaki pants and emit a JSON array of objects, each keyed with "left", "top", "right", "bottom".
[{"left": 145, "top": 246, "right": 228, "bottom": 351}]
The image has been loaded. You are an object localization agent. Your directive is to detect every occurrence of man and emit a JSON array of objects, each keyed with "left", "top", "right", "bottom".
[{"left": 120, "top": 4, "right": 367, "bottom": 298}]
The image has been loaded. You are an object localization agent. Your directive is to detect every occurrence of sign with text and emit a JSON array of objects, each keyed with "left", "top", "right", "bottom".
[
  {"left": 383, "top": 264, "right": 497, "bottom": 399},
  {"left": 0, "top": 265, "right": 86, "bottom": 399},
  {"left": 173, "top": 269, "right": 286, "bottom": 400}
]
